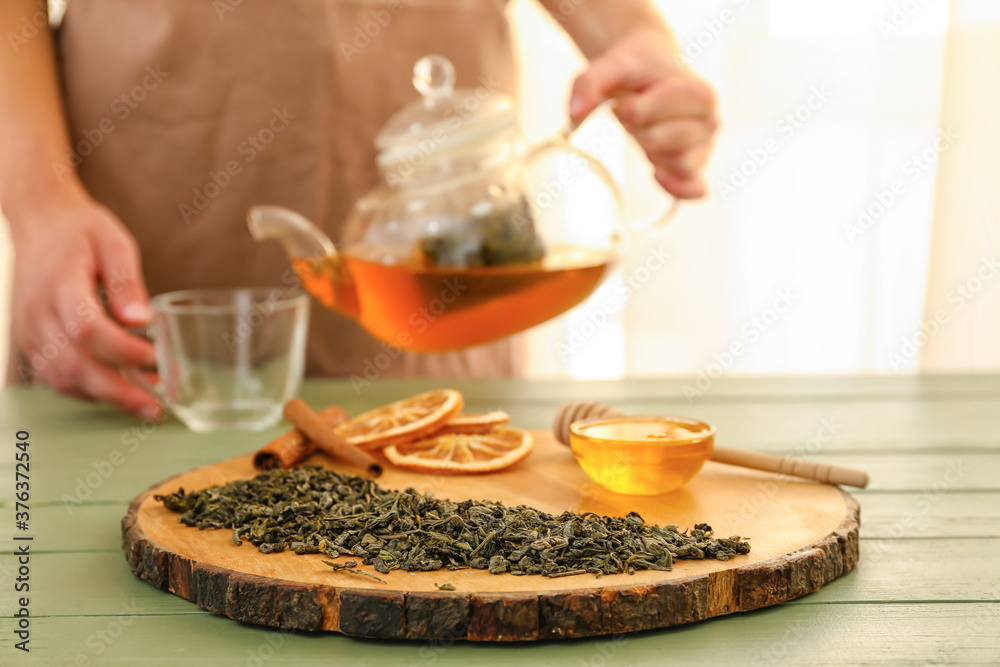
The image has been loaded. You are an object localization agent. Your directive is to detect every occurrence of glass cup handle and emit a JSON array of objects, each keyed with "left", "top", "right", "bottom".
[{"left": 121, "top": 326, "right": 166, "bottom": 400}]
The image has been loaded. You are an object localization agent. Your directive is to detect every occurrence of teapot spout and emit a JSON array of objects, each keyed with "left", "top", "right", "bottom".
[{"left": 247, "top": 205, "right": 336, "bottom": 260}]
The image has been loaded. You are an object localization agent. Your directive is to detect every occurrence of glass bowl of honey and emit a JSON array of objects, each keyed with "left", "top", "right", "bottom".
[{"left": 568, "top": 416, "right": 715, "bottom": 495}]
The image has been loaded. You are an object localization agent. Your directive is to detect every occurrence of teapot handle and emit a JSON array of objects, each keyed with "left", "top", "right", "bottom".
[
  {"left": 523, "top": 132, "right": 625, "bottom": 227},
  {"left": 633, "top": 193, "right": 682, "bottom": 235},
  {"left": 527, "top": 102, "right": 682, "bottom": 236}
]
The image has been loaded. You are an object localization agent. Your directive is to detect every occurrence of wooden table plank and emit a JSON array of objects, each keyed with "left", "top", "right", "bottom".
[
  {"left": 0, "top": 503, "right": 129, "bottom": 554},
  {"left": 6, "top": 375, "right": 1000, "bottom": 425},
  {"left": 2, "top": 376, "right": 998, "bottom": 663},
  {"left": 859, "top": 492, "right": 1000, "bottom": 539},
  {"left": 0, "top": 552, "right": 195, "bottom": 617},
  {"left": 790, "top": 540, "right": 1000, "bottom": 603},
  {"left": 3, "top": 603, "right": 998, "bottom": 666}
]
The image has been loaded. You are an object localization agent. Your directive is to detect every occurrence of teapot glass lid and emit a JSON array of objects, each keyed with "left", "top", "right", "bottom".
[{"left": 375, "top": 55, "right": 518, "bottom": 164}]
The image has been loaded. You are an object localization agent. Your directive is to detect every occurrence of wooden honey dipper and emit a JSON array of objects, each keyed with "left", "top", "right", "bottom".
[{"left": 554, "top": 401, "right": 870, "bottom": 488}]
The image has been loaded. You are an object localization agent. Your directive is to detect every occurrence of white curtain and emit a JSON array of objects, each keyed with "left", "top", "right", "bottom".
[
  {"left": 513, "top": 0, "right": 963, "bottom": 378},
  {"left": 1, "top": 1, "right": 993, "bottom": 383},
  {"left": 921, "top": 0, "right": 1000, "bottom": 370}
]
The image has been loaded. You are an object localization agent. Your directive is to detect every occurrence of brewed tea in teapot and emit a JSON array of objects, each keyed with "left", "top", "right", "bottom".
[{"left": 250, "top": 55, "right": 673, "bottom": 352}]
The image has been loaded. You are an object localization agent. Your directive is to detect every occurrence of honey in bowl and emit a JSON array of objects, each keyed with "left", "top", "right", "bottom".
[{"left": 569, "top": 416, "right": 715, "bottom": 495}]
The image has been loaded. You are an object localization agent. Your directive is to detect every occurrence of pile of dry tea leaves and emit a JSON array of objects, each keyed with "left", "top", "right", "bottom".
[{"left": 156, "top": 466, "right": 750, "bottom": 578}]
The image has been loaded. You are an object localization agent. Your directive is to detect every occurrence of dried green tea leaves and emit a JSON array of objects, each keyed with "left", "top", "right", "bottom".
[
  {"left": 155, "top": 466, "right": 749, "bottom": 579},
  {"left": 322, "top": 559, "right": 386, "bottom": 584}
]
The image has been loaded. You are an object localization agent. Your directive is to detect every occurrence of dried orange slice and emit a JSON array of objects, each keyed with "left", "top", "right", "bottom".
[
  {"left": 383, "top": 426, "right": 533, "bottom": 474},
  {"left": 436, "top": 411, "right": 511, "bottom": 435},
  {"left": 336, "top": 389, "right": 463, "bottom": 449}
]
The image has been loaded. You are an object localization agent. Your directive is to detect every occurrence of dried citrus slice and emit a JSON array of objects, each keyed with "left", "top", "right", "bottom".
[
  {"left": 336, "top": 389, "right": 464, "bottom": 449},
  {"left": 436, "top": 411, "right": 511, "bottom": 435},
  {"left": 383, "top": 426, "right": 533, "bottom": 474}
]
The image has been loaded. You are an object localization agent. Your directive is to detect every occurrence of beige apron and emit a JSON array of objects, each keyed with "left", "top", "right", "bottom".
[{"left": 29, "top": 0, "right": 522, "bottom": 381}]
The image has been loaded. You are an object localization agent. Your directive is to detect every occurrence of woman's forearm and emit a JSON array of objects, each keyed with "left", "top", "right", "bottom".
[
  {"left": 0, "top": 0, "right": 86, "bottom": 221},
  {"left": 537, "top": 0, "right": 678, "bottom": 60}
]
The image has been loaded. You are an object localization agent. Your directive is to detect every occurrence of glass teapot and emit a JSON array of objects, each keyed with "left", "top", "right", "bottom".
[{"left": 248, "top": 55, "right": 677, "bottom": 353}]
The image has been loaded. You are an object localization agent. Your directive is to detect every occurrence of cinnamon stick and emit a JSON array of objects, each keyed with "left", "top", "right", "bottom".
[
  {"left": 253, "top": 406, "right": 348, "bottom": 471},
  {"left": 283, "top": 399, "right": 383, "bottom": 476}
]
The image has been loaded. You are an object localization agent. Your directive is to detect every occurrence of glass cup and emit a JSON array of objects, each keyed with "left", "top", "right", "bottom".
[{"left": 128, "top": 288, "right": 309, "bottom": 432}]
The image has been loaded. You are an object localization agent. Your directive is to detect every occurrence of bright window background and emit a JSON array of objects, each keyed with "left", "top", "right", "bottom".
[
  {"left": 1, "top": 1, "right": 986, "bottom": 382},
  {"left": 512, "top": 0, "right": 952, "bottom": 378}
]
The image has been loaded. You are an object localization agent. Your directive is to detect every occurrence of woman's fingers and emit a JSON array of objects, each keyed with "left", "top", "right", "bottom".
[
  {"left": 570, "top": 48, "right": 654, "bottom": 123},
  {"left": 570, "top": 30, "right": 719, "bottom": 200},
  {"left": 87, "top": 207, "right": 152, "bottom": 326},
  {"left": 653, "top": 142, "right": 712, "bottom": 198},
  {"left": 53, "top": 272, "right": 156, "bottom": 368},
  {"left": 616, "top": 76, "right": 717, "bottom": 128},
  {"left": 44, "top": 339, "right": 161, "bottom": 417},
  {"left": 630, "top": 118, "right": 714, "bottom": 157},
  {"left": 655, "top": 165, "right": 709, "bottom": 200}
]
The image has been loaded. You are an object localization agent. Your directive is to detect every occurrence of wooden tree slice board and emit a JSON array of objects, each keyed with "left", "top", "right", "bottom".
[{"left": 122, "top": 429, "right": 860, "bottom": 641}]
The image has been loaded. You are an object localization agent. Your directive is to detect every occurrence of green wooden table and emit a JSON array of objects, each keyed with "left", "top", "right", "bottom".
[{"left": 2, "top": 376, "right": 998, "bottom": 665}]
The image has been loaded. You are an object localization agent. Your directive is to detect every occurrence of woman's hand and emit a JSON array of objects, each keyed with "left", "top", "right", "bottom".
[
  {"left": 8, "top": 187, "right": 162, "bottom": 417},
  {"left": 569, "top": 29, "right": 719, "bottom": 199}
]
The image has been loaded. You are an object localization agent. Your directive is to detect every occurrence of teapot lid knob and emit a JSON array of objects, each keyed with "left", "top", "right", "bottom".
[
  {"left": 375, "top": 54, "right": 515, "bottom": 158},
  {"left": 413, "top": 55, "right": 456, "bottom": 106}
]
